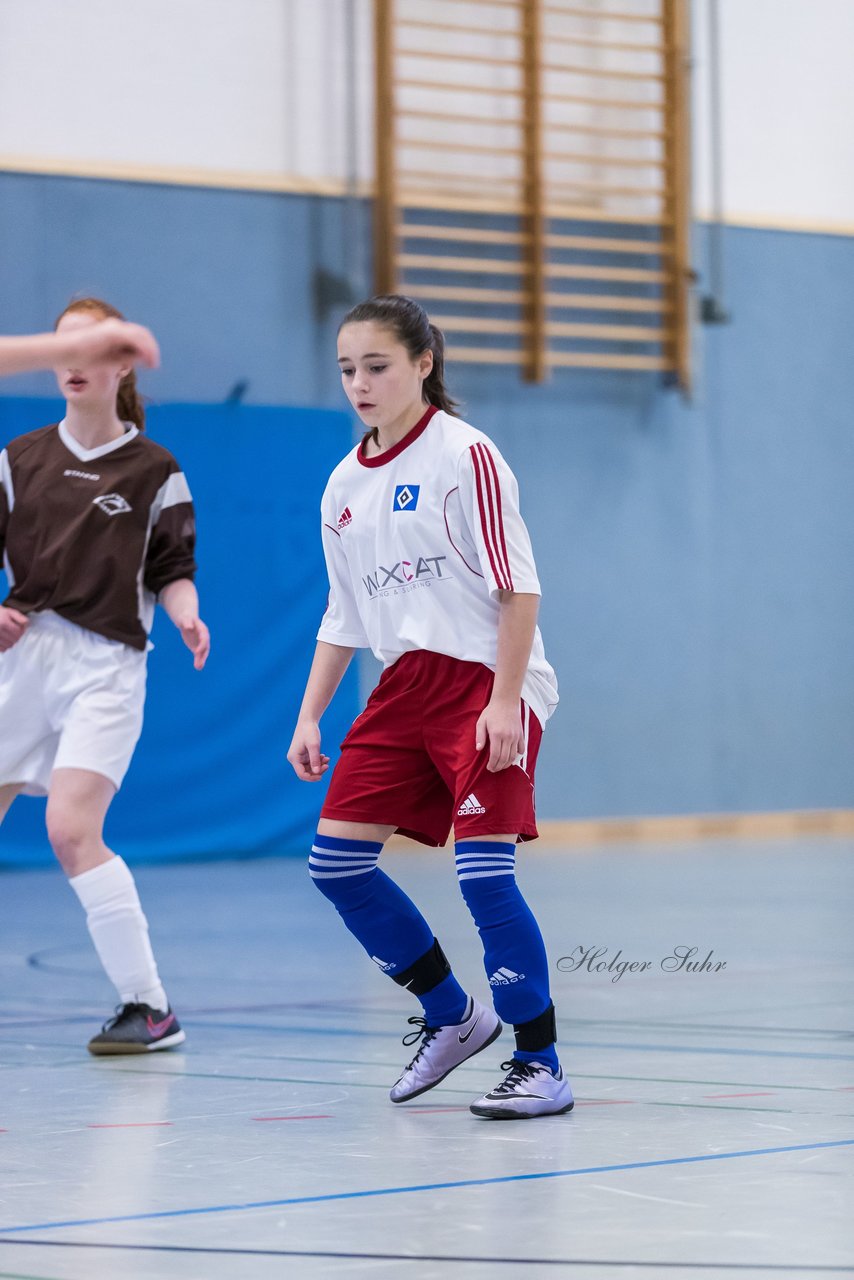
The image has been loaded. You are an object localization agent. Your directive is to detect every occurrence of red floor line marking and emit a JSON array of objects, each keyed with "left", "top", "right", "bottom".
[
  {"left": 574, "top": 1100, "right": 635, "bottom": 1106},
  {"left": 836, "top": 1086, "right": 854, "bottom": 1091},
  {"left": 703, "top": 1092, "right": 776, "bottom": 1099},
  {"left": 251, "top": 1115, "right": 332, "bottom": 1122},
  {"left": 87, "top": 1122, "right": 174, "bottom": 1129},
  {"left": 404, "top": 1107, "right": 472, "bottom": 1114}
]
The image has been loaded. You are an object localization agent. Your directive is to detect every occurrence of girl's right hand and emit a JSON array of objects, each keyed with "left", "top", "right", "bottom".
[
  {"left": 0, "top": 606, "right": 30, "bottom": 652},
  {"left": 286, "top": 720, "right": 330, "bottom": 781}
]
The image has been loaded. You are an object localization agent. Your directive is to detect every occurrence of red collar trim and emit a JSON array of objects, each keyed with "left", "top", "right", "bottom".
[{"left": 357, "top": 404, "right": 438, "bottom": 468}]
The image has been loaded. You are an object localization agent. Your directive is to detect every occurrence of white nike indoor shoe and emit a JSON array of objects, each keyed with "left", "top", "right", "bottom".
[
  {"left": 470, "top": 1058, "right": 574, "bottom": 1119},
  {"left": 390, "top": 996, "right": 502, "bottom": 1103}
]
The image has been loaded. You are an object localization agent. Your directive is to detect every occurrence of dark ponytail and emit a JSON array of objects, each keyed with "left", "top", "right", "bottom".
[
  {"left": 55, "top": 296, "right": 146, "bottom": 432},
  {"left": 339, "top": 295, "right": 459, "bottom": 447},
  {"left": 423, "top": 322, "right": 457, "bottom": 416}
]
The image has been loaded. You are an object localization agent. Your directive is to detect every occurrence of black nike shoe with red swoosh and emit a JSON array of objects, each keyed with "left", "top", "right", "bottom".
[{"left": 87, "top": 1002, "right": 186, "bottom": 1055}]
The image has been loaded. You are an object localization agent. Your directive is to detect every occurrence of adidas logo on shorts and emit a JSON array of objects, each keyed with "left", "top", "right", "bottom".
[
  {"left": 489, "top": 967, "right": 526, "bottom": 986},
  {"left": 457, "top": 792, "right": 486, "bottom": 816},
  {"left": 371, "top": 955, "right": 396, "bottom": 972}
]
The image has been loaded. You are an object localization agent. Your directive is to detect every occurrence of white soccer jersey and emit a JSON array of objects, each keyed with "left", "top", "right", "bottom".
[{"left": 317, "top": 407, "right": 558, "bottom": 726}]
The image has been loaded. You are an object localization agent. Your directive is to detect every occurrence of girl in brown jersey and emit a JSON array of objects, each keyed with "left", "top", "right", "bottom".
[{"left": 0, "top": 298, "right": 209, "bottom": 1055}]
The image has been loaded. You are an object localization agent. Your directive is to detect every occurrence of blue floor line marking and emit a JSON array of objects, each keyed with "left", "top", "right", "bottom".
[{"left": 2, "top": 1139, "right": 852, "bottom": 1234}]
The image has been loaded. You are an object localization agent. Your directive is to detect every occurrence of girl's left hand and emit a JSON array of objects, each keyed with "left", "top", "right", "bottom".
[
  {"left": 475, "top": 699, "right": 525, "bottom": 773},
  {"left": 177, "top": 615, "right": 211, "bottom": 670}
]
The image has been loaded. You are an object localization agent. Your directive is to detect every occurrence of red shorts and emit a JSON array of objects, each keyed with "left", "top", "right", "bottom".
[{"left": 321, "top": 650, "right": 543, "bottom": 847}]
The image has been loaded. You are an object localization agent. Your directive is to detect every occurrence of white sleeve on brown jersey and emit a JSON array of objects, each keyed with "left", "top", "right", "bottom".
[
  {"left": 0, "top": 448, "right": 14, "bottom": 586},
  {"left": 144, "top": 470, "right": 196, "bottom": 597}
]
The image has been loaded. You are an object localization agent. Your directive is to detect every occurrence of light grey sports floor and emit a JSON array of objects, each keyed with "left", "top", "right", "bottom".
[{"left": 1, "top": 837, "right": 852, "bottom": 1278}]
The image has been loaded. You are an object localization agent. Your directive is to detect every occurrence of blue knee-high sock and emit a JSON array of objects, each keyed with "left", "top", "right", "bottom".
[
  {"left": 310, "top": 834, "right": 468, "bottom": 1027},
  {"left": 456, "top": 840, "right": 559, "bottom": 1072}
]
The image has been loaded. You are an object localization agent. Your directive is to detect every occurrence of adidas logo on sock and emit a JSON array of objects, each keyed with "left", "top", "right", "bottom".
[
  {"left": 457, "top": 792, "right": 486, "bottom": 816},
  {"left": 371, "top": 955, "right": 396, "bottom": 972},
  {"left": 489, "top": 967, "right": 526, "bottom": 986}
]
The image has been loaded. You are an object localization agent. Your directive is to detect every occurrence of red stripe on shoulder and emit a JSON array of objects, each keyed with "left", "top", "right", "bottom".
[
  {"left": 479, "top": 444, "right": 513, "bottom": 590},
  {"left": 470, "top": 443, "right": 512, "bottom": 590}
]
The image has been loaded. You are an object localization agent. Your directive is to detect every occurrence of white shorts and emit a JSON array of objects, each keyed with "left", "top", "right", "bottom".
[{"left": 0, "top": 611, "right": 147, "bottom": 796}]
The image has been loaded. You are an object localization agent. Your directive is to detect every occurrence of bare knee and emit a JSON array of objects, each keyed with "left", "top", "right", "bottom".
[{"left": 45, "top": 806, "right": 107, "bottom": 876}]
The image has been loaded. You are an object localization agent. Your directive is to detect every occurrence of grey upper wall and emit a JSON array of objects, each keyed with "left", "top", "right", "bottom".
[{"left": 1, "top": 172, "right": 852, "bottom": 818}]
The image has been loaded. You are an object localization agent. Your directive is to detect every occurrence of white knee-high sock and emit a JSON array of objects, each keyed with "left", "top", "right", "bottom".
[{"left": 68, "top": 856, "right": 168, "bottom": 1010}]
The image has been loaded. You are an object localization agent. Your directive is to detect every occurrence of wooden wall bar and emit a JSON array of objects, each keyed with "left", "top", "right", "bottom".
[{"left": 375, "top": 0, "right": 692, "bottom": 387}]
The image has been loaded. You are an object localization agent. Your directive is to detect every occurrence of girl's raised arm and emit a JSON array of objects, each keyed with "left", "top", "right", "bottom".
[{"left": 0, "top": 321, "right": 159, "bottom": 377}]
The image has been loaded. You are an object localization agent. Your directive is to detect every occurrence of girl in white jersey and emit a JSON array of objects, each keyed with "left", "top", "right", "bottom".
[
  {"left": 288, "top": 295, "right": 573, "bottom": 1119},
  {"left": 0, "top": 297, "right": 209, "bottom": 1055}
]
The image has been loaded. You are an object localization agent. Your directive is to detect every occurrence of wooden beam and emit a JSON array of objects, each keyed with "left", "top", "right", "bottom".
[
  {"left": 399, "top": 165, "right": 522, "bottom": 185},
  {"left": 404, "top": 283, "right": 673, "bottom": 313},
  {"left": 549, "top": 263, "right": 668, "bottom": 282},
  {"left": 546, "top": 291, "right": 672, "bottom": 311},
  {"left": 432, "top": 315, "right": 671, "bottom": 342},
  {"left": 373, "top": 0, "right": 396, "bottom": 294},
  {"left": 397, "top": 77, "right": 524, "bottom": 97},
  {"left": 545, "top": 149, "right": 668, "bottom": 168},
  {"left": 398, "top": 107, "right": 524, "bottom": 128},
  {"left": 399, "top": 136, "right": 525, "bottom": 158},
  {"left": 548, "top": 177, "right": 666, "bottom": 195},
  {"left": 544, "top": 90, "right": 664, "bottom": 109},
  {"left": 548, "top": 320, "right": 670, "bottom": 341},
  {"left": 546, "top": 232, "right": 670, "bottom": 253},
  {"left": 544, "top": 61, "right": 666, "bottom": 81},
  {"left": 429, "top": 0, "right": 519, "bottom": 8},
  {"left": 446, "top": 348, "right": 670, "bottom": 370},
  {"left": 549, "top": 351, "right": 669, "bottom": 369},
  {"left": 544, "top": 31, "right": 664, "bottom": 54},
  {"left": 662, "top": 0, "right": 693, "bottom": 393},
  {"left": 521, "top": 0, "right": 548, "bottom": 382},
  {"left": 542, "top": 5, "right": 663, "bottom": 24},
  {"left": 398, "top": 232, "right": 670, "bottom": 263},
  {"left": 397, "top": 18, "right": 521, "bottom": 39},
  {"left": 404, "top": 283, "right": 530, "bottom": 304},
  {"left": 399, "top": 224, "right": 528, "bottom": 245},
  {"left": 400, "top": 189, "right": 672, "bottom": 224},
  {"left": 545, "top": 120, "right": 667, "bottom": 140},
  {"left": 396, "top": 46, "right": 521, "bottom": 69}
]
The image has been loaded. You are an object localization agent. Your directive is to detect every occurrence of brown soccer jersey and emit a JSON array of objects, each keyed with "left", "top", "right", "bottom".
[{"left": 0, "top": 421, "right": 197, "bottom": 651}]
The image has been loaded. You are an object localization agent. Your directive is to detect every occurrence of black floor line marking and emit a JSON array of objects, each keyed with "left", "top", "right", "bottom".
[{"left": 0, "top": 1239, "right": 852, "bottom": 1272}]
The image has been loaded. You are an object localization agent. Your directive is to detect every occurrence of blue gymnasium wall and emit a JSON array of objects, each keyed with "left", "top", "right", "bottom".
[
  {"left": 1, "top": 171, "right": 853, "bottom": 833},
  {"left": 0, "top": 395, "right": 359, "bottom": 867}
]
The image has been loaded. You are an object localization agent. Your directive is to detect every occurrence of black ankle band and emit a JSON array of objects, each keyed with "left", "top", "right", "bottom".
[
  {"left": 391, "top": 938, "right": 451, "bottom": 996},
  {"left": 514, "top": 1002, "right": 557, "bottom": 1053}
]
